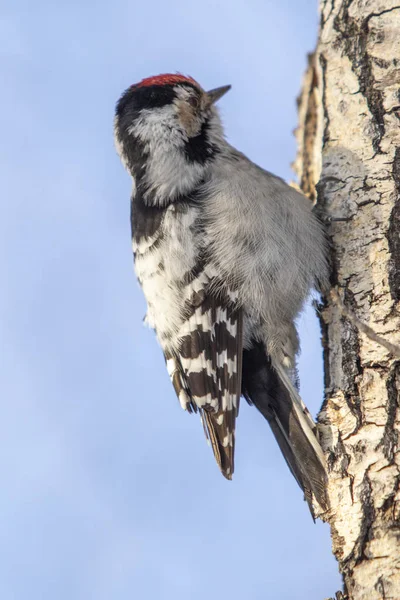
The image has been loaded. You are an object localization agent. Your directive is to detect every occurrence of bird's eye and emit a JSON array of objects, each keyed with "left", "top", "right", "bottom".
[{"left": 188, "top": 96, "right": 200, "bottom": 109}]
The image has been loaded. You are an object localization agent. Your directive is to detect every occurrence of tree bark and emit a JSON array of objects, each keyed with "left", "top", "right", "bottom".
[{"left": 294, "top": 2, "right": 400, "bottom": 599}]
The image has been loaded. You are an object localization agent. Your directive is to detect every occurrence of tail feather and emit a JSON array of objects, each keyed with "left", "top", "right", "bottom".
[
  {"left": 242, "top": 342, "right": 328, "bottom": 514},
  {"left": 201, "top": 409, "right": 235, "bottom": 480}
]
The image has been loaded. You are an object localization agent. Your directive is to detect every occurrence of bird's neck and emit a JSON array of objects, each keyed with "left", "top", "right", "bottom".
[
  {"left": 134, "top": 141, "right": 210, "bottom": 206},
  {"left": 122, "top": 115, "right": 225, "bottom": 206}
]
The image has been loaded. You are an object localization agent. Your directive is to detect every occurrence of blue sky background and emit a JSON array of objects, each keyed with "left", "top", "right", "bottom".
[{"left": 1, "top": 1, "right": 342, "bottom": 598}]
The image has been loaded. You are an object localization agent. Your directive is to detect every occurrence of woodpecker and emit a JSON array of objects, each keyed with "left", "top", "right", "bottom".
[{"left": 114, "top": 73, "right": 330, "bottom": 513}]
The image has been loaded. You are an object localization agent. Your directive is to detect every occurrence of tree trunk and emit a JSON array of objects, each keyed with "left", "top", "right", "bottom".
[{"left": 294, "top": 2, "right": 400, "bottom": 599}]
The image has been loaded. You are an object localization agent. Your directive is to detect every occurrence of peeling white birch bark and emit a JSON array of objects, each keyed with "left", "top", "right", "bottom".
[{"left": 295, "top": 2, "right": 400, "bottom": 598}]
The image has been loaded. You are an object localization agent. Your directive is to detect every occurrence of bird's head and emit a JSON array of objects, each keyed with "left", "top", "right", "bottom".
[{"left": 114, "top": 74, "right": 230, "bottom": 203}]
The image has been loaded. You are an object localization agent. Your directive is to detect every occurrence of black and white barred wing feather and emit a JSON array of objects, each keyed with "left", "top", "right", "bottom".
[{"left": 165, "top": 277, "right": 242, "bottom": 480}]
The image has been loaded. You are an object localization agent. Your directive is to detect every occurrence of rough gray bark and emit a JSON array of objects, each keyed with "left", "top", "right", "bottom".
[{"left": 294, "top": 2, "right": 400, "bottom": 599}]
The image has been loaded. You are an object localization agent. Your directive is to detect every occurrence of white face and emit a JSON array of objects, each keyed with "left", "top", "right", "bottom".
[
  {"left": 114, "top": 83, "right": 226, "bottom": 205},
  {"left": 128, "top": 84, "right": 215, "bottom": 143}
]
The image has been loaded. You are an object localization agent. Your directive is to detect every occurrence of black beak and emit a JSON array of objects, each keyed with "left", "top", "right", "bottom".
[{"left": 206, "top": 85, "right": 231, "bottom": 104}]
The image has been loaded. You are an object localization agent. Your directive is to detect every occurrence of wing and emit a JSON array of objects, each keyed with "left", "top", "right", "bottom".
[{"left": 164, "top": 269, "right": 243, "bottom": 480}]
